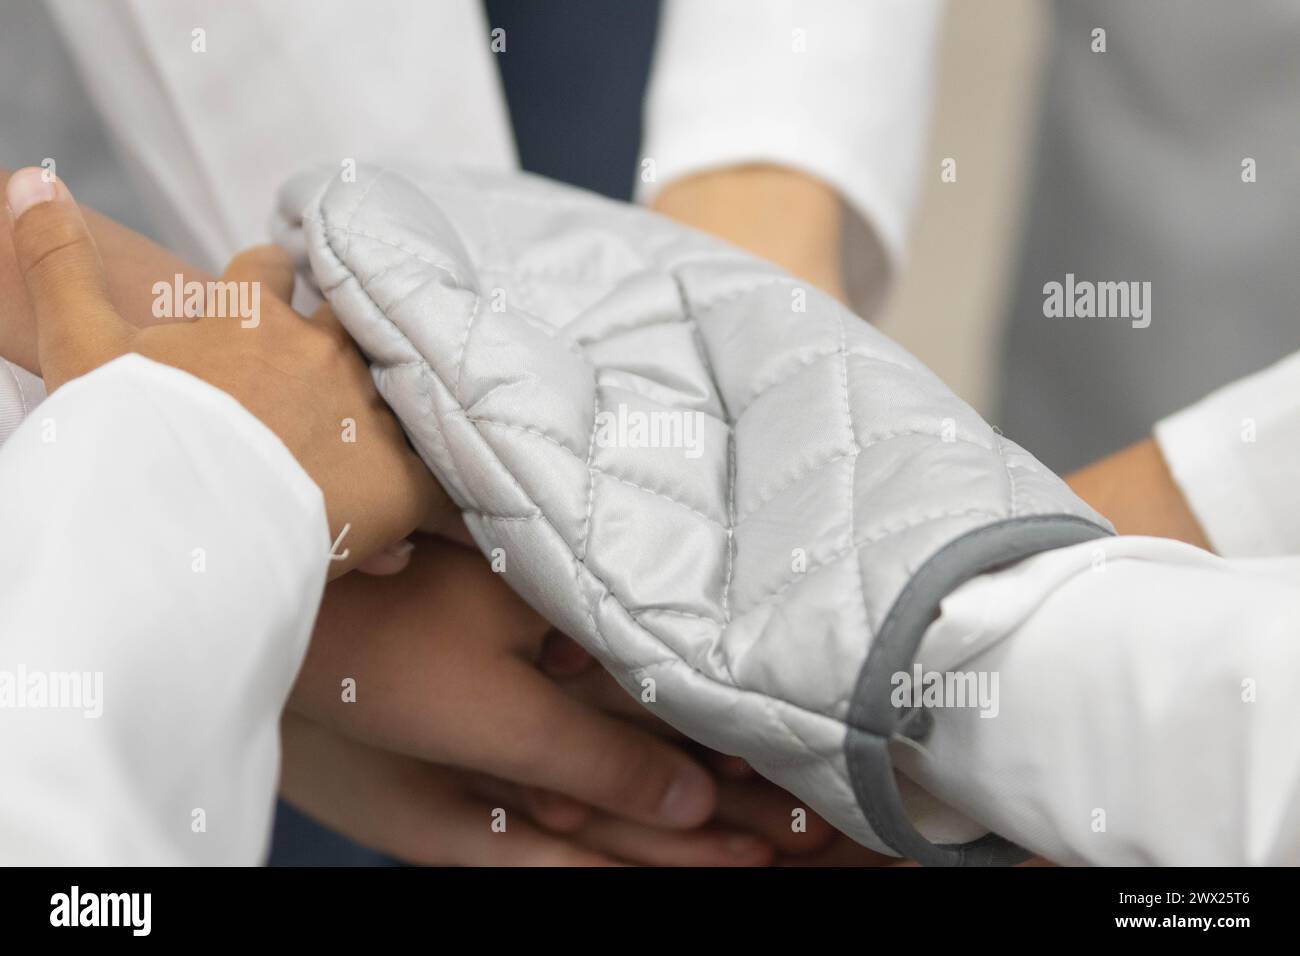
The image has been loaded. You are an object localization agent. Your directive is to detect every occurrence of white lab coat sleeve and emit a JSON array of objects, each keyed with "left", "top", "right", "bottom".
[
  {"left": 895, "top": 535, "right": 1300, "bottom": 865},
  {"left": 0, "top": 355, "right": 330, "bottom": 865},
  {"left": 0, "top": 358, "right": 46, "bottom": 446},
  {"left": 44, "top": 0, "right": 515, "bottom": 270},
  {"left": 1154, "top": 350, "right": 1300, "bottom": 557},
  {"left": 639, "top": 0, "right": 943, "bottom": 304}
]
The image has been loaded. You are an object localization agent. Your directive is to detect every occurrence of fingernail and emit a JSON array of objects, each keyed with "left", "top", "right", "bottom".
[
  {"left": 6, "top": 167, "right": 57, "bottom": 220},
  {"left": 658, "top": 765, "right": 715, "bottom": 826}
]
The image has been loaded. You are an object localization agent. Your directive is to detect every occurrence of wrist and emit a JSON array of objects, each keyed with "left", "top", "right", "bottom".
[
  {"left": 652, "top": 164, "right": 846, "bottom": 301},
  {"left": 1065, "top": 438, "right": 1211, "bottom": 549}
]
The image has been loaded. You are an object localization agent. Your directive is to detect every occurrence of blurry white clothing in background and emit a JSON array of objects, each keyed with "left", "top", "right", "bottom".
[{"left": 39, "top": 0, "right": 940, "bottom": 319}]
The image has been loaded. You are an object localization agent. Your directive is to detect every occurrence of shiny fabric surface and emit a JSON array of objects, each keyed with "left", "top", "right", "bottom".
[{"left": 276, "top": 166, "right": 1108, "bottom": 854}]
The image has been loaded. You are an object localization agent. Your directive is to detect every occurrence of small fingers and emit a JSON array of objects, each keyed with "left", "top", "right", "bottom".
[
  {"left": 476, "top": 658, "right": 717, "bottom": 830},
  {"left": 466, "top": 775, "right": 772, "bottom": 867},
  {"left": 522, "top": 788, "right": 593, "bottom": 833},
  {"left": 279, "top": 714, "right": 618, "bottom": 867},
  {"left": 460, "top": 773, "right": 594, "bottom": 834},
  {"left": 553, "top": 659, "right": 680, "bottom": 736}
]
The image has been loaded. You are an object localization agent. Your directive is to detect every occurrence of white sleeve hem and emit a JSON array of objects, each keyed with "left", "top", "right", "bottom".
[
  {"left": 1154, "top": 350, "right": 1300, "bottom": 557},
  {"left": 636, "top": 122, "right": 909, "bottom": 270},
  {"left": 639, "top": 0, "right": 943, "bottom": 317},
  {"left": 0, "top": 353, "right": 329, "bottom": 864},
  {"left": 68, "top": 353, "right": 326, "bottom": 526}
]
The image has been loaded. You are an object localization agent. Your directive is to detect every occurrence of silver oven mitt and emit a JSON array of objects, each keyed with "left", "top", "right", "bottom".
[{"left": 275, "top": 165, "right": 1111, "bottom": 864}]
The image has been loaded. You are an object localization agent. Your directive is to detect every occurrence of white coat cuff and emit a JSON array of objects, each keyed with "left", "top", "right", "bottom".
[
  {"left": 1154, "top": 350, "right": 1300, "bottom": 557},
  {"left": 0, "top": 353, "right": 329, "bottom": 863},
  {"left": 638, "top": 0, "right": 943, "bottom": 315}
]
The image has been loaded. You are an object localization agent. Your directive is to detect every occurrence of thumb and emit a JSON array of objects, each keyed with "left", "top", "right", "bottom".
[{"left": 6, "top": 168, "right": 132, "bottom": 390}]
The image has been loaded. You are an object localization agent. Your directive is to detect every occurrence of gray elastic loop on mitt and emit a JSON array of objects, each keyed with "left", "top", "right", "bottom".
[{"left": 845, "top": 515, "right": 1113, "bottom": 866}]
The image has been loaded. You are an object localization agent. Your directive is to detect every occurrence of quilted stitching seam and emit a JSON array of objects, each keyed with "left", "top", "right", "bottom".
[
  {"left": 309, "top": 190, "right": 1010, "bottom": 645},
  {"left": 302, "top": 176, "right": 1074, "bottom": 852},
  {"left": 838, "top": 313, "right": 874, "bottom": 635},
  {"left": 731, "top": 422, "right": 1006, "bottom": 529},
  {"left": 669, "top": 272, "right": 741, "bottom": 694},
  {"left": 687, "top": 274, "right": 799, "bottom": 318},
  {"left": 634, "top": 656, "right": 849, "bottom": 773},
  {"left": 569, "top": 316, "right": 689, "bottom": 348},
  {"left": 732, "top": 346, "right": 917, "bottom": 422},
  {"left": 467, "top": 416, "right": 728, "bottom": 527},
  {"left": 304, "top": 214, "right": 470, "bottom": 281},
  {"left": 631, "top": 606, "right": 724, "bottom": 626},
  {"left": 319, "top": 251, "right": 428, "bottom": 298},
  {"left": 342, "top": 173, "right": 383, "bottom": 261},
  {"left": 453, "top": 294, "right": 484, "bottom": 403},
  {"left": 995, "top": 431, "right": 1020, "bottom": 518},
  {"left": 311, "top": 183, "right": 477, "bottom": 507},
  {"left": 731, "top": 507, "right": 1003, "bottom": 618},
  {"left": 578, "top": 392, "right": 600, "bottom": 562}
]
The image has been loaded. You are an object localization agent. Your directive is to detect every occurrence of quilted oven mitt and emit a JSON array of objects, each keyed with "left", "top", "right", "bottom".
[{"left": 275, "top": 165, "right": 1111, "bottom": 865}]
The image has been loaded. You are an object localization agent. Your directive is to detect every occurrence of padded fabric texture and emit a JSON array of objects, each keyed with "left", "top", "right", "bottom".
[{"left": 275, "top": 166, "right": 1112, "bottom": 862}]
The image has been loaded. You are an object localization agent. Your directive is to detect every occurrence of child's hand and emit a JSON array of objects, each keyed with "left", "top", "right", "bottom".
[
  {"left": 5, "top": 168, "right": 447, "bottom": 576},
  {"left": 280, "top": 712, "right": 775, "bottom": 866},
  {"left": 295, "top": 531, "right": 875, "bottom": 866},
  {"left": 540, "top": 632, "right": 890, "bottom": 862},
  {"left": 288, "top": 536, "right": 774, "bottom": 862}
]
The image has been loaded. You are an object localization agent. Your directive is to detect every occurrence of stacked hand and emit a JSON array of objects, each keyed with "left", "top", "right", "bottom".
[
  {"left": 284, "top": 534, "right": 902, "bottom": 865},
  {"left": 6, "top": 167, "right": 449, "bottom": 577},
  {"left": 5, "top": 167, "right": 889, "bottom": 866}
]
